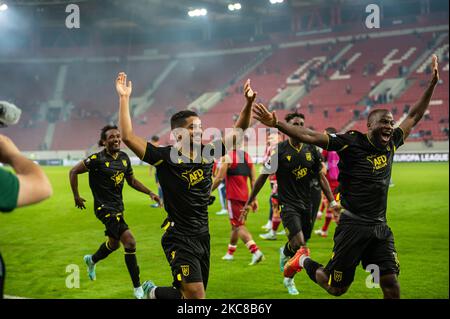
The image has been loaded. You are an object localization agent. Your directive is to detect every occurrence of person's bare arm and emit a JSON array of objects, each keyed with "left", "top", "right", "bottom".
[
  {"left": 69, "top": 161, "right": 88, "bottom": 209},
  {"left": 223, "top": 79, "right": 256, "bottom": 147},
  {"left": 125, "top": 174, "right": 161, "bottom": 206},
  {"left": 253, "top": 103, "right": 329, "bottom": 149},
  {"left": 0, "top": 135, "right": 52, "bottom": 208},
  {"left": 399, "top": 55, "right": 439, "bottom": 139},
  {"left": 116, "top": 72, "right": 147, "bottom": 159},
  {"left": 239, "top": 173, "right": 269, "bottom": 222},
  {"left": 318, "top": 172, "right": 341, "bottom": 222},
  {"left": 248, "top": 163, "right": 259, "bottom": 211},
  {"left": 211, "top": 157, "right": 229, "bottom": 192}
]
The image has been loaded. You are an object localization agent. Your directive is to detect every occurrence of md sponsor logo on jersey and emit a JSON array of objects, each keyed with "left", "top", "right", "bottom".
[
  {"left": 292, "top": 166, "right": 308, "bottom": 180},
  {"left": 367, "top": 154, "right": 388, "bottom": 171},
  {"left": 111, "top": 171, "right": 125, "bottom": 187},
  {"left": 181, "top": 168, "right": 205, "bottom": 189}
]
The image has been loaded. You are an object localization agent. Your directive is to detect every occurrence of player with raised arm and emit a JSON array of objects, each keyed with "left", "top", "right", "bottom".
[
  {"left": 69, "top": 125, "right": 160, "bottom": 299},
  {"left": 116, "top": 72, "right": 256, "bottom": 299},
  {"left": 242, "top": 112, "right": 339, "bottom": 295},
  {"left": 252, "top": 55, "right": 440, "bottom": 299}
]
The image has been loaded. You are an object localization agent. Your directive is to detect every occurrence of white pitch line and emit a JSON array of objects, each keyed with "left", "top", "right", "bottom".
[{"left": 4, "top": 294, "right": 30, "bottom": 299}]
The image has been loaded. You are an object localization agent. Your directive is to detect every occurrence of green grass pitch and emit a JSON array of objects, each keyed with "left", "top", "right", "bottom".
[{"left": 0, "top": 162, "right": 448, "bottom": 299}]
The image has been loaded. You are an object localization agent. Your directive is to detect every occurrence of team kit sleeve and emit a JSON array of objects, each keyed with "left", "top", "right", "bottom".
[
  {"left": 311, "top": 146, "right": 324, "bottom": 174},
  {"left": 326, "top": 132, "right": 356, "bottom": 152},
  {"left": 142, "top": 142, "right": 165, "bottom": 166},
  {"left": 392, "top": 127, "right": 405, "bottom": 150},
  {"left": 125, "top": 154, "right": 134, "bottom": 176},
  {"left": 83, "top": 153, "right": 98, "bottom": 170},
  {"left": 0, "top": 168, "right": 20, "bottom": 213}
]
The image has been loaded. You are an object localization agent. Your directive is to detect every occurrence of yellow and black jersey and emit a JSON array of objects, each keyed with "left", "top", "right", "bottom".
[
  {"left": 264, "top": 140, "right": 323, "bottom": 211},
  {"left": 326, "top": 127, "right": 404, "bottom": 223},
  {"left": 83, "top": 149, "right": 133, "bottom": 215},
  {"left": 142, "top": 140, "right": 226, "bottom": 236}
]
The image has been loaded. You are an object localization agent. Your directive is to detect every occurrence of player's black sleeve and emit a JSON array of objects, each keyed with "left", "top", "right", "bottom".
[
  {"left": 83, "top": 153, "right": 98, "bottom": 170},
  {"left": 142, "top": 142, "right": 164, "bottom": 166},
  {"left": 392, "top": 127, "right": 405, "bottom": 150},
  {"left": 326, "top": 131, "right": 357, "bottom": 152},
  {"left": 311, "top": 146, "right": 323, "bottom": 174},
  {"left": 124, "top": 154, "right": 133, "bottom": 176}
]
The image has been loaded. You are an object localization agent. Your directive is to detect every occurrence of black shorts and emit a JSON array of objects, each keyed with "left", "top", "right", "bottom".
[
  {"left": 324, "top": 222, "right": 400, "bottom": 288},
  {"left": 161, "top": 230, "right": 210, "bottom": 290},
  {"left": 280, "top": 205, "right": 313, "bottom": 242},
  {"left": 96, "top": 212, "right": 129, "bottom": 240}
]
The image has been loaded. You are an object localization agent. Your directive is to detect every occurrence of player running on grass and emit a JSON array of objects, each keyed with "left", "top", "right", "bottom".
[
  {"left": 242, "top": 112, "right": 338, "bottom": 295},
  {"left": 252, "top": 55, "right": 440, "bottom": 299},
  {"left": 69, "top": 125, "right": 160, "bottom": 299},
  {"left": 116, "top": 72, "right": 256, "bottom": 299},
  {"left": 211, "top": 136, "right": 264, "bottom": 265}
]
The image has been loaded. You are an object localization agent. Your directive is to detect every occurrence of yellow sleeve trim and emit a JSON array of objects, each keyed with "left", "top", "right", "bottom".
[{"left": 154, "top": 159, "right": 164, "bottom": 166}]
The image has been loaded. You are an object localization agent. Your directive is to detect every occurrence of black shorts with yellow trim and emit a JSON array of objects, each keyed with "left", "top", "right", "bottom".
[
  {"left": 324, "top": 222, "right": 400, "bottom": 288},
  {"left": 280, "top": 204, "right": 313, "bottom": 242},
  {"left": 96, "top": 211, "right": 129, "bottom": 240},
  {"left": 161, "top": 225, "right": 210, "bottom": 290}
]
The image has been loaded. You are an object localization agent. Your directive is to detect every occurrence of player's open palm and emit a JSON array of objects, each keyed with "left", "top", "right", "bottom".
[
  {"left": 244, "top": 79, "right": 257, "bottom": 104},
  {"left": 253, "top": 103, "right": 278, "bottom": 127},
  {"left": 431, "top": 54, "right": 439, "bottom": 86},
  {"left": 116, "top": 72, "right": 132, "bottom": 97},
  {"left": 74, "top": 196, "right": 86, "bottom": 210}
]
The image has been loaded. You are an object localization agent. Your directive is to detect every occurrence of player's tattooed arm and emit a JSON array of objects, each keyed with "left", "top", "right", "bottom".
[
  {"left": 125, "top": 175, "right": 161, "bottom": 206},
  {"left": 116, "top": 72, "right": 148, "bottom": 159},
  {"left": 253, "top": 103, "right": 329, "bottom": 149},
  {"left": 224, "top": 79, "right": 256, "bottom": 148},
  {"left": 211, "top": 156, "right": 229, "bottom": 192},
  {"left": 400, "top": 55, "right": 439, "bottom": 140},
  {"left": 69, "top": 161, "right": 88, "bottom": 210}
]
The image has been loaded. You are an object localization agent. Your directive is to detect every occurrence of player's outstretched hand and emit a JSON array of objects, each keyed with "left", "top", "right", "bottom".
[
  {"left": 116, "top": 72, "right": 133, "bottom": 98},
  {"left": 74, "top": 196, "right": 86, "bottom": 210},
  {"left": 244, "top": 79, "right": 257, "bottom": 104},
  {"left": 431, "top": 54, "right": 439, "bottom": 86},
  {"left": 253, "top": 103, "right": 278, "bottom": 127},
  {"left": 150, "top": 192, "right": 162, "bottom": 207}
]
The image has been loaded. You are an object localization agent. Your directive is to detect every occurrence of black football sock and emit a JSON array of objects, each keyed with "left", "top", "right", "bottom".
[
  {"left": 153, "top": 287, "right": 182, "bottom": 299},
  {"left": 283, "top": 242, "right": 297, "bottom": 258},
  {"left": 124, "top": 248, "right": 140, "bottom": 288},
  {"left": 303, "top": 258, "right": 322, "bottom": 283},
  {"left": 92, "top": 242, "right": 115, "bottom": 263}
]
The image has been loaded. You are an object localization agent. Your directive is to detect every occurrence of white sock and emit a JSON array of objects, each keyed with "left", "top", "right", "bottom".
[
  {"left": 299, "top": 255, "right": 310, "bottom": 268},
  {"left": 149, "top": 287, "right": 157, "bottom": 299}
]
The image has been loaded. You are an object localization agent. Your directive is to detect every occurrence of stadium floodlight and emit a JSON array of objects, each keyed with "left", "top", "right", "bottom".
[
  {"left": 228, "top": 3, "right": 242, "bottom": 11},
  {"left": 0, "top": 3, "right": 8, "bottom": 12},
  {"left": 269, "top": 0, "right": 284, "bottom": 4},
  {"left": 188, "top": 8, "right": 208, "bottom": 17}
]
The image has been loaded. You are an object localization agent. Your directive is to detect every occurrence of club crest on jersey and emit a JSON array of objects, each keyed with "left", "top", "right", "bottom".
[
  {"left": 181, "top": 265, "right": 190, "bottom": 277},
  {"left": 181, "top": 168, "right": 204, "bottom": 189},
  {"left": 292, "top": 166, "right": 308, "bottom": 180},
  {"left": 305, "top": 152, "right": 312, "bottom": 161},
  {"left": 111, "top": 171, "right": 125, "bottom": 187},
  {"left": 333, "top": 270, "right": 343, "bottom": 282},
  {"left": 367, "top": 154, "right": 388, "bottom": 171},
  {"left": 122, "top": 159, "right": 127, "bottom": 167},
  {"left": 105, "top": 162, "right": 110, "bottom": 168},
  {"left": 286, "top": 155, "right": 292, "bottom": 162}
]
